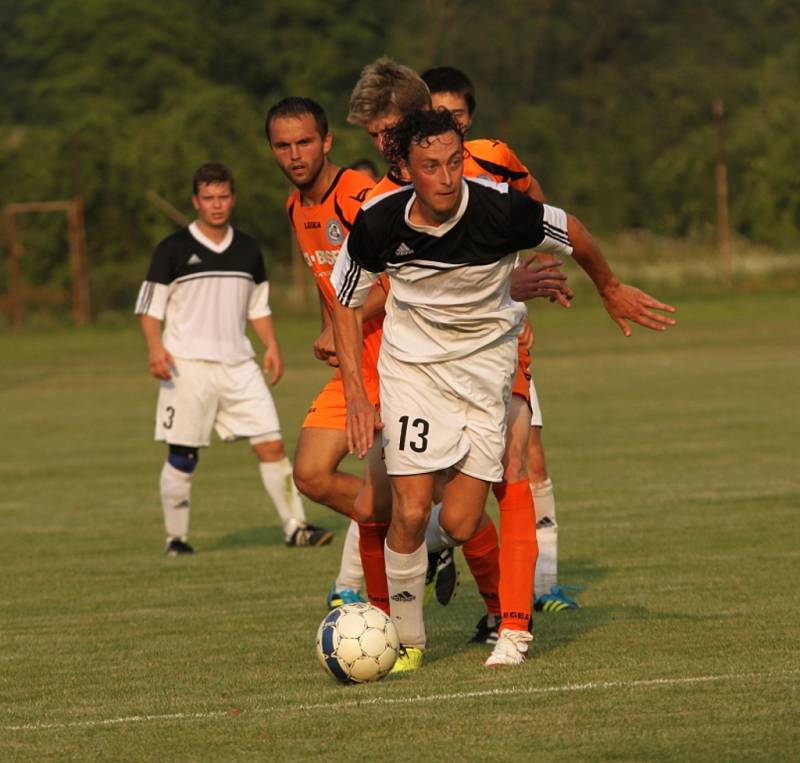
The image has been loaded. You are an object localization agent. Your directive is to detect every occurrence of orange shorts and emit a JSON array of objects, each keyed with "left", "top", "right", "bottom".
[
  {"left": 512, "top": 340, "right": 532, "bottom": 402},
  {"left": 302, "top": 369, "right": 381, "bottom": 431}
]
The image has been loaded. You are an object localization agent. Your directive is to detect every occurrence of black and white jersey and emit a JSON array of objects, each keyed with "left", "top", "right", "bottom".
[
  {"left": 135, "top": 222, "right": 271, "bottom": 364},
  {"left": 331, "top": 177, "right": 573, "bottom": 363}
]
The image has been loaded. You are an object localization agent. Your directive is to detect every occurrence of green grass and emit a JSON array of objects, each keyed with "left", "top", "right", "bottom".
[{"left": 1, "top": 290, "right": 799, "bottom": 761}]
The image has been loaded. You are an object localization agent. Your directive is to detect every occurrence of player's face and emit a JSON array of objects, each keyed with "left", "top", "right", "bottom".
[
  {"left": 365, "top": 111, "right": 401, "bottom": 154},
  {"left": 268, "top": 114, "right": 332, "bottom": 190},
  {"left": 407, "top": 130, "right": 464, "bottom": 225},
  {"left": 192, "top": 182, "right": 235, "bottom": 229},
  {"left": 431, "top": 92, "right": 472, "bottom": 131}
]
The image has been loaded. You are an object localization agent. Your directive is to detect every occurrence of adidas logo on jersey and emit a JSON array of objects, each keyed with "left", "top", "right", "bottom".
[
  {"left": 394, "top": 242, "right": 414, "bottom": 258},
  {"left": 188, "top": 254, "right": 202, "bottom": 265}
]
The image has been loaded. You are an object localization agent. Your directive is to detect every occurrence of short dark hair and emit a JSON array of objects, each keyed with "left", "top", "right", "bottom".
[
  {"left": 421, "top": 66, "right": 476, "bottom": 116},
  {"left": 265, "top": 97, "right": 329, "bottom": 142},
  {"left": 349, "top": 158, "right": 379, "bottom": 181},
  {"left": 193, "top": 162, "right": 235, "bottom": 194},
  {"left": 383, "top": 109, "right": 463, "bottom": 167}
]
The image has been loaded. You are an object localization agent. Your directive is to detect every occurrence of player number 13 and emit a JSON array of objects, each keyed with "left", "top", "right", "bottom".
[{"left": 398, "top": 415, "right": 429, "bottom": 453}]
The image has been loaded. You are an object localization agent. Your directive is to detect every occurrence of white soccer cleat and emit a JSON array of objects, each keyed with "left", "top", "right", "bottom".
[{"left": 484, "top": 628, "right": 533, "bottom": 667}]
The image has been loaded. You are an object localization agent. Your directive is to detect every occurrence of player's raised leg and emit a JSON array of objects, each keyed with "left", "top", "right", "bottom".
[{"left": 294, "top": 426, "right": 365, "bottom": 601}]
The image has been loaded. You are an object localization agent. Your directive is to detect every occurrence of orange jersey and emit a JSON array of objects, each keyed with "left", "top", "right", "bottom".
[
  {"left": 464, "top": 138, "right": 533, "bottom": 195},
  {"left": 366, "top": 140, "right": 533, "bottom": 198},
  {"left": 364, "top": 170, "right": 408, "bottom": 202},
  {"left": 287, "top": 168, "right": 386, "bottom": 373}
]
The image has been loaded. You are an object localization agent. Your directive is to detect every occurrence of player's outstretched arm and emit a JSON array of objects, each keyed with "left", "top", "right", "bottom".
[
  {"left": 567, "top": 214, "right": 677, "bottom": 336},
  {"left": 330, "top": 299, "right": 382, "bottom": 458},
  {"left": 139, "top": 315, "right": 174, "bottom": 380},
  {"left": 250, "top": 315, "right": 283, "bottom": 385}
]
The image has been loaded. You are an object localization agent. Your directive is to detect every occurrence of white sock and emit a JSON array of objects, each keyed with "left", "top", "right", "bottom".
[
  {"left": 160, "top": 462, "right": 192, "bottom": 541},
  {"left": 334, "top": 520, "right": 363, "bottom": 592},
  {"left": 384, "top": 541, "right": 428, "bottom": 649},
  {"left": 532, "top": 477, "right": 558, "bottom": 598},
  {"left": 259, "top": 458, "right": 307, "bottom": 540},
  {"left": 424, "top": 503, "right": 457, "bottom": 552}
]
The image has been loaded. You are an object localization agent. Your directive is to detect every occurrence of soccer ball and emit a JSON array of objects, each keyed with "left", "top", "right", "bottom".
[{"left": 316, "top": 602, "right": 399, "bottom": 683}]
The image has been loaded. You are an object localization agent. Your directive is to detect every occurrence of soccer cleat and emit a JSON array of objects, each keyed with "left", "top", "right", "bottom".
[
  {"left": 534, "top": 585, "right": 581, "bottom": 613},
  {"left": 286, "top": 523, "right": 333, "bottom": 548},
  {"left": 424, "top": 548, "right": 459, "bottom": 606},
  {"left": 390, "top": 646, "right": 424, "bottom": 673},
  {"left": 326, "top": 584, "right": 366, "bottom": 609},
  {"left": 485, "top": 628, "right": 533, "bottom": 667},
  {"left": 469, "top": 613, "right": 500, "bottom": 645},
  {"left": 165, "top": 538, "right": 194, "bottom": 556}
]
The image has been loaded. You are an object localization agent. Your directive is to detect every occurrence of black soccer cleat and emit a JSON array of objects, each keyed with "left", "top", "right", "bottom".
[
  {"left": 469, "top": 613, "right": 500, "bottom": 645},
  {"left": 424, "top": 548, "right": 459, "bottom": 606},
  {"left": 165, "top": 538, "right": 194, "bottom": 556},
  {"left": 286, "top": 523, "right": 333, "bottom": 548}
]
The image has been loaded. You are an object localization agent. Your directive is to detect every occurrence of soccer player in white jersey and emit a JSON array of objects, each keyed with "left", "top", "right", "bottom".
[
  {"left": 135, "top": 162, "right": 332, "bottom": 555},
  {"left": 422, "top": 64, "right": 573, "bottom": 613},
  {"left": 331, "top": 110, "right": 676, "bottom": 669}
]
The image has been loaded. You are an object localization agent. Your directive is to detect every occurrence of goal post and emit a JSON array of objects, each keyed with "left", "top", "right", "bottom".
[{"left": 1, "top": 197, "right": 90, "bottom": 330}]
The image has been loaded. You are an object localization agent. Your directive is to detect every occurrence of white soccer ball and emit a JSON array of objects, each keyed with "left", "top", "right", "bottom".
[{"left": 316, "top": 602, "right": 399, "bottom": 683}]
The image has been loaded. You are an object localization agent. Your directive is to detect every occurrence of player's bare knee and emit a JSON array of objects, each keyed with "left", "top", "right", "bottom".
[
  {"left": 251, "top": 435, "right": 285, "bottom": 463},
  {"left": 292, "top": 462, "right": 330, "bottom": 503},
  {"left": 443, "top": 514, "right": 482, "bottom": 545}
]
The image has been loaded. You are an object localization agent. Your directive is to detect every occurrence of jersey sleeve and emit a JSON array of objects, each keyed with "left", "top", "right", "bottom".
[
  {"left": 134, "top": 240, "right": 174, "bottom": 318},
  {"left": 248, "top": 281, "right": 272, "bottom": 319},
  {"left": 331, "top": 215, "right": 383, "bottom": 308},
  {"left": 507, "top": 189, "right": 573, "bottom": 256}
]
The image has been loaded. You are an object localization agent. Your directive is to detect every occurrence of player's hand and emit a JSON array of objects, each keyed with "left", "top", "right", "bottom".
[
  {"left": 313, "top": 325, "right": 339, "bottom": 367},
  {"left": 511, "top": 257, "right": 572, "bottom": 307},
  {"left": 262, "top": 347, "right": 283, "bottom": 385},
  {"left": 600, "top": 282, "right": 677, "bottom": 336},
  {"left": 148, "top": 346, "right": 175, "bottom": 380},
  {"left": 346, "top": 394, "right": 383, "bottom": 459}
]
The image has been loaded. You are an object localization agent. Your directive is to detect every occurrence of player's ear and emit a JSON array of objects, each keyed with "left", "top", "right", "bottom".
[
  {"left": 323, "top": 132, "right": 333, "bottom": 155},
  {"left": 191, "top": 195, "right": 200, "bottom": 211}
]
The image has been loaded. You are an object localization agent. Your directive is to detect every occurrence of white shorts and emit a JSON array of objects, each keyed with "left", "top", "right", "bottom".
[
  {"left": 529, "top": 377, "right": 543, "bottom": 427},
  {"left": 155, "top": 357, "right": 281, "bottom": 447},
  {"left": 378, "top": 338, "right": 517, "bottom": 483}
]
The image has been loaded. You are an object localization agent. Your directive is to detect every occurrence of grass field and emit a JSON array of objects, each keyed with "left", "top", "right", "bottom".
[{"left": 1, "top": 289, "right": 799, "bottom": 761}]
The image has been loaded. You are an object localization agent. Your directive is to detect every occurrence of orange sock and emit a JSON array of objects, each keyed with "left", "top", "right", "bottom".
[
  {"left": 358, "top": 521, "right": 390, "bottom": 614},
  {"left": 493, "top": 479, "right": 538, "bottom": 632},
  {"left": 462, "top": 520, "right": 501, "bottom": 616}
]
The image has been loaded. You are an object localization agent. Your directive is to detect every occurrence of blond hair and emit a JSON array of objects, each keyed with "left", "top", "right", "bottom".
[{"left": 347, "top": 56, "right": 432, "bottom": 126}]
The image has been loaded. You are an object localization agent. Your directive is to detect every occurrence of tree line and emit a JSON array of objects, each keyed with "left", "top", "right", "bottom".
[{"left": 2, "top": 0, "right": 798, "bottom": 315}]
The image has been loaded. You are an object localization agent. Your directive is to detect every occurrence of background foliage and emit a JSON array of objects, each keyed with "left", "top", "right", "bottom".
[{"left": 2, "top": 0, "right": 799, "bottom": 315}]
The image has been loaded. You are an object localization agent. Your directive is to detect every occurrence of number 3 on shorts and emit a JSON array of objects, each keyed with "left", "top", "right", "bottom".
[
  {"left": 398, "top": 415, "right": 429, "bottom": 453},
  {"left": 163, "top": 405, "right": 175, "bottom": 429}
]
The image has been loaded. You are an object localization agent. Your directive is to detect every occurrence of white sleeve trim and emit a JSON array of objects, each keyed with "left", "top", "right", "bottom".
[
  {"left": 539, "top": 205, "right": 573, "bottom": 256},
  {"left": 248, "top": 281, "right": 272, "bottom": 319},
  {"left": 331, "top": 237, "right": 380, "bottom": 308},
  {"left": 134, "top": 281, "right": 169, "bottom": 318}
]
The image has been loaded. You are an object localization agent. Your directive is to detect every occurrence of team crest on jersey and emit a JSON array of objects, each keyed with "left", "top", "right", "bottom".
[{"left": 326, "top": 219, "right": 343, "bottom": 244}]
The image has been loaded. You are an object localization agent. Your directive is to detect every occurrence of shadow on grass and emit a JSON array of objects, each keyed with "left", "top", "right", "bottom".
[{"left": 208, "top": 525, "right": 286, "bottom": 551}]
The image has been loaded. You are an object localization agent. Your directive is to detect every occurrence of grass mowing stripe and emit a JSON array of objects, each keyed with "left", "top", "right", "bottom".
[{"left": 6, "top": 669, "right": 795, "bottom": 731}]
